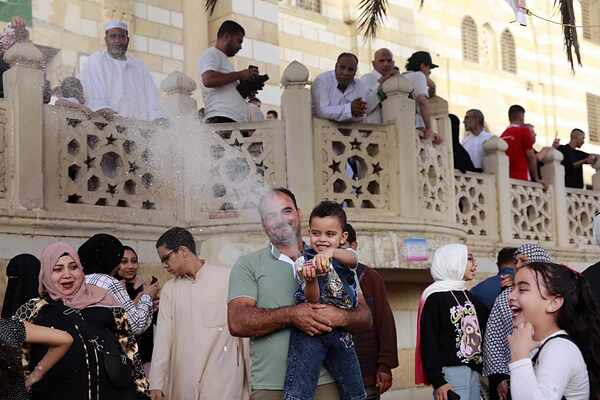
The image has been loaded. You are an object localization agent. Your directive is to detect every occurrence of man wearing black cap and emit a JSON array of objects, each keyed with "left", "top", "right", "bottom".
[{"left": 403, "top": 51, "right": 439, "bottom": 141}]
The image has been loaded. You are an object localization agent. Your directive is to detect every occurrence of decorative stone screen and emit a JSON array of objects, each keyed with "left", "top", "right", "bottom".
[
  {"left": 510, "top": 180, "right": 553, "bottom": 242},
  {"left": 203, "top": 122, "right": 286, "bottom": 213},
  {"left": 455, "top": 172, "right": 495, "bottom": 237},
  {"left": 297, "top": 0, "right": 321, "bottom": 13},
  {"left": 582, "top": 0, "right": 600, "bottom": 44},
  {"left": 0, "top": 102, "right": 7, "bottom": 198},
  {"left": 60, "top": 116, "right": 159, "bottom": 210},
  {"left": 566, "top": 189, "right": 600, "bottom": 246},
  {"left": 313, "top": 119, "right": 393, "bottom": 210},
  {"left": 461, "top": 16, "right": 479, "bottom": 63},
  {"left": 417, "top": 134, "right": 451, "bottom": 218},
  {"left": 587, "top": 92, "right": 600, "bottom": 144},
  {"left": 501, "top": 29, "right": 517, "bottom": 74}
]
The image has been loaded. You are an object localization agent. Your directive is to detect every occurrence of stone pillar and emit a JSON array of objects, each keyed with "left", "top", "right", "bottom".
[
  {"left": 483, "top": 137, "right": 512, "bottom": 243},
  {"left": 592, "top": 157, "right": 600, "bottom": 191},
  {"left": 281, "top": 61, "right": 314, "bottom": 210},
  {"left": 3, "top": 41, "right": 44, "bottom": 210},
  {"left": 541, "top": 149, "right": 570, "bottom": 247},
  {"left": 380, "top": 74, "right": 419, "bottom": 217},
  {"left": 183, "top": 0, "right": 208, "bottom": 100},
  {"left": 160, "top": 71, "right": 198, "bottom": 116}
]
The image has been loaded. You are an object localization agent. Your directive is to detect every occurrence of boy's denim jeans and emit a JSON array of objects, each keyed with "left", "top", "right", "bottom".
[{"left": 283, "top": 327, "right": 366, "bottom": 400}]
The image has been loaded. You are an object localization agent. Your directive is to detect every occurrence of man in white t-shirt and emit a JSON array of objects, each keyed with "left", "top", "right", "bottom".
[
  {"left": 402, "top": 51, "right": 439, "bottom": 142},
  {"left": 198, "top": 20, "right": 256, "bottom": 123},
  {"left": 359, "top": 48, "right": 398, "bottom": 124},
  {"left": 462, "top": 109, "right": 493, "bottom": 170}
]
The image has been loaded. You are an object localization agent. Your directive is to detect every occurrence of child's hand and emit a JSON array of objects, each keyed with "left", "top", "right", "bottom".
[
  {"left": 313, "top": 253, "right": 330, "bottom": 275},
  {"left": 300, "top": 264, "right": 317, "bottom": 281}
]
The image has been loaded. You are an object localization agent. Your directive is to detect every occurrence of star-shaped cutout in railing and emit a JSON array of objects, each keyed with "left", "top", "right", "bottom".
[
  {"left": 107, "top": 184, "right": 118, "bottom": 195},
  {"left": 67, "top": 118, "right": 82, "bottom": 128},
  {"left": 231, "top": 139, "right": 243, "bottom": 149},
  {"left": 142, "top": 200, "right": 156, "bottom": 209},
  {"left": 94, "top": 122, "right": 108, "bottom": 130},
  {"left": 128, "top": 161, "right": 139, "bottom": 174},
  {"left": 67, "top": 193, "right": 82, "bottom": 203},
  {"left": 349, "top": 138, "right": 362, "bottom": 151},
  {"left": 372, "top": 162, "right": 383, "bottom": 175},
  {"left": 328, "top": 160, "right": 341, "bottom": 174},
  {"left": 84, "top": 156, "right": 96, "bottom": 169},
  {"left": 352, "top": 185, "right": 363, "bottom": 198},
  {"left": 106, "top": 134, "right": 117, "bottom": 145}
]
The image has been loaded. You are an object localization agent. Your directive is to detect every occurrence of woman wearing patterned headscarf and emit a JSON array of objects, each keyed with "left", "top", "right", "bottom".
[
  {"left": 1, "top": 254, "right": 40, "bottom": 319},
  {"left": 14, "top": 242, "right": 149, "bottom": 400},
  {"left": 482, "top": 243, "right": 552, "bottom": 400},
  {"left": 415, "top": 244, "right": 488, "bottom": 400}
]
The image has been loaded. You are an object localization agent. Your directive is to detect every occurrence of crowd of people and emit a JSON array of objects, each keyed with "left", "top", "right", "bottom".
[
  {"left": 1, "top": 13, "right": 600, "bottom": 400},
  {"left": 0, "top": 187, "right": 599, "bottom": 400}
]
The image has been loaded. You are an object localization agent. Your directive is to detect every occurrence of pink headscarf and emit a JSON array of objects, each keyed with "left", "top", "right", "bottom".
[{"left": 39, "top": 242, "right": 119, "bottom": 309}]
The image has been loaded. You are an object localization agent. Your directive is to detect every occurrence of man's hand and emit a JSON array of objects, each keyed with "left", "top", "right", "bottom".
[
  {"left": 299, "top": 264, "right": 317, "bottom": 281},
  {"left": 378, "top": 70, "right": 398, "bottom": 85},
  {"left": 500, "top": 274, "right": 514, "bottom": 289},
  {"left": 238, "top": 67, "right": 259, "bottom": 81},
  {"left": 290, "top": 303, "right": 333, "bottom": 336},
  {"left": 420, "top": 127, "right": 435, "bottom": 140},
  {"left": 351, "top": 98, "right": 367, "bottom": 117},
  {"left": 584, "top": 154, "right": 597, "bottom": 165},
  {"left": 497, "top": 379, "right": 510, "bottom": 400},
  {"left": 552, "top": 138, "right": 560, "bottom": 149},
  {"left": 376, "top": 370, "right": 393, "bottom": 394},
  {"left": 434, "top": 383, "right": 455, "bottom": 400},
  {"left": 149, "top": 389, "right": 163, "bottom": 400},
  {"left": 432, "top": 133, "right": 443, "bottom": 145},
  {"left": 534, "top": 178, "right": 548, "bottom": 190}
]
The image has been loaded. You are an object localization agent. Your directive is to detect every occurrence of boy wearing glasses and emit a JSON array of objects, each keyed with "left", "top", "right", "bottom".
[{"left": 149, "top": 227, "right": 249, "bottom": 400}]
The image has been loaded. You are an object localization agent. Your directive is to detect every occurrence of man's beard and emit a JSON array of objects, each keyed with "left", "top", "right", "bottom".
[
  {"left": 267, "top": 223, "right": 300, "bottom": 247},
  {"left": 108, "top": 45, "right": 127, "bottom": 59}
]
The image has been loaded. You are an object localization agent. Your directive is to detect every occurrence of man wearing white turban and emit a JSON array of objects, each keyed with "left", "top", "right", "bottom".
[
  {"left": 583, "top": 214, "right": 600, "bottom": 305},
  {"left": 80, "top": 20, "right": 164, "bottom": 121}
]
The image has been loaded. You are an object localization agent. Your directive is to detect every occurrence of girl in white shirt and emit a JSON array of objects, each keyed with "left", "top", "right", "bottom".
[{"left": 507, "top": 262, "right": 600, "bottom": 400}]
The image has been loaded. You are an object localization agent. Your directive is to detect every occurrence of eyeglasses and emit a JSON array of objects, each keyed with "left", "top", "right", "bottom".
[{"left": 159, "top": 249, "right": 177, "bottom": 264}]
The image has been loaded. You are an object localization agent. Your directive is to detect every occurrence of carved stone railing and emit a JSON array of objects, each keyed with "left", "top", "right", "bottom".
[
  {"left": 455, "top": 172, "right": 496, "bottom": 238},
  {"left": 0, "top": 100, "right": 7, "bottom": 201},
  {"left": 509, "top": 180, "right": 554, "bottom": 243},
  {"left": 566, "top": 188, "right": 600, "bottom": 247},
  {"left": 313, "top": 119, "right": 394, "bottom": 210}
]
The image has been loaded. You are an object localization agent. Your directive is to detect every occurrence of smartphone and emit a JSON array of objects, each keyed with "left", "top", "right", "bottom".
[
  {"left": 447, "top": 390, "right": 461, "bottom": 400},
  {"left": 151, "top": 276, "right": 158, "bottom": 284}
]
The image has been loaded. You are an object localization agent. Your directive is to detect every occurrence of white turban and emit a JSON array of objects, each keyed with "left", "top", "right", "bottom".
[{"left": 104, "top": 20, "right": 128, "bottom": 32}]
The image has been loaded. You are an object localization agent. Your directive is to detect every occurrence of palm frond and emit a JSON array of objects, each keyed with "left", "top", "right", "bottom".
[
  {"left": 205, "top": 0, "right": 218, "bottom": 14},
  {"left": 556, "top": 0, "right": 581, "bottom": 71},
  {"left": 357, "top": 0, "right": 389, "bottom": 40}
]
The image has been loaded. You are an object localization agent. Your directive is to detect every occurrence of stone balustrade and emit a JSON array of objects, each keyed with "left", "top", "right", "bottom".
[{"left": 1, "top": 43, "right": 599, "bottom": 271}]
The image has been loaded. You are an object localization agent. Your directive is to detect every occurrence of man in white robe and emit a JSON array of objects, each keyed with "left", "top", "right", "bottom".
[
  {"left": 80, "top": 20, "right": 164, "bottom": 121},
  {"left": 149, "top": 227, "right": 248, "bottom": 400}
]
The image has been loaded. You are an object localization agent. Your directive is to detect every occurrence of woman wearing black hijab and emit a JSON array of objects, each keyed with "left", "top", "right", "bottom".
[
  {"left": 1, "top": 254, "right": 40, "bottom": 318},
  {"left": 450, "top": 113, "right": 480, "bottom": 173}
]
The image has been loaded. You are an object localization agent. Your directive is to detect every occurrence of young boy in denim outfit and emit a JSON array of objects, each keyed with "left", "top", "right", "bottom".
[{"left": 283, "top": 201, "right": 366, "bottom": 400}]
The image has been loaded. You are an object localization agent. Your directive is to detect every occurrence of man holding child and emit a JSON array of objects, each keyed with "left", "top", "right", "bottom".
[{"left": 228, "top": 188, "right": 372, "bottom": 400}]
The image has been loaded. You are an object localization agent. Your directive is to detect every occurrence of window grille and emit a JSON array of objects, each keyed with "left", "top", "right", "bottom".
[
  {"left": 587, "top": 93, "right": 600, "bottom": 144},
  {"left": 500, "top": 29, "right": 517, "bottom": 74},
  {"left": 461, "top": 16, "right": 479, "bottom": 63}
]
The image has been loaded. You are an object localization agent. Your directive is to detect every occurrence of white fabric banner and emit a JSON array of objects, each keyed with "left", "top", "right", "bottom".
[{"left": 505, "top": 0, "right": 527, "bottom": 26}]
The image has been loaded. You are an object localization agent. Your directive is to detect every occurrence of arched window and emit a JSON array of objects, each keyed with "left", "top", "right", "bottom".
[
  {"left": 581, "top": 0, "right": 600, "bottom": 44},
  {"left": 297, "top": 0, "right": 321, "bottom": 13},
  {"left": 587, "top": 93, "right": 600, "bottom": 144},
  {"left": 481, "top": 23, "right": 497, "bottom": 68},
  {"left": 461, "top": 16, "right": 479, "bottom": 62},
  {"left": 501, "top": 29, "right": 517, "bottom": 74}
]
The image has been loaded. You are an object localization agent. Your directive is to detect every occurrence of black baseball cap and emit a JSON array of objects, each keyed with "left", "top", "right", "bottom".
[{"left": 407, "top": 51, "right": 439, "bottom": 69}]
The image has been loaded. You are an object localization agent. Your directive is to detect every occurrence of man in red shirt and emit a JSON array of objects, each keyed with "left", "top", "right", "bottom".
[{"left": 500, "top": 105, "right": 541, "bottom": 183}]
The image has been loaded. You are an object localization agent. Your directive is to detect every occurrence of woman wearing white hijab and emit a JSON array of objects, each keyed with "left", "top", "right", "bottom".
[{"left": 415, "top": 244, "right": 488, "bottom": 400}]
